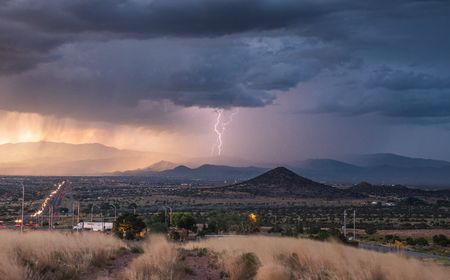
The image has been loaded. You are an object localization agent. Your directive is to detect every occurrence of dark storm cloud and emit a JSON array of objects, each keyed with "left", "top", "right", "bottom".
[
  {"left": 0, "top": 0, "right": 342, "bottom": 75},
  {"left": 365, "top": 66, "right": 450, "bottom": 91},
  {"left": 1, "top": 0, "right": 450, "bottom": 125},
  {"left": 1, "top": 37, "right": 322, "bottom": 124},
  {"left": 1, "top": 0, "right": 334, "bottom": 36},
  {"left": 0, "top": 19, "right": 66, "bottom": 74}
]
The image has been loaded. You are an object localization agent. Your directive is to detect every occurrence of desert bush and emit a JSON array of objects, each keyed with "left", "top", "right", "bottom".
[
  {"left": 122, "top": 235, "right": 178, "bottom": 280},
  {"left": 114, "top": 213, "right": 146, "bottom": 240},
  {"left": 255, "top": 264, "right": 290, "bottom": 280},
  {"left": 184, "top": 235, "right": 450, "bottom": 280},
  {"left": 219, "top": 251, "right": 261, "bottom": 280},
  {"left": 433, "top": 234, "right": 450, "bottom": 247},
  {"left": 0, "top": 231, "right": 123, "bottom": 280},
  {"left": 405, "top": 237, "right": 417, "bottom": 245},
  {"left": 365, "top": 225, "right": 377, "bottom": 235},
  {"left": 415, "top": 237, "right": 429, "bottom": 246}
]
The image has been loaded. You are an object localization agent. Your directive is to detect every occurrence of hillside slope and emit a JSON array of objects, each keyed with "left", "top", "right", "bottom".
[{"left": 225, "top": 167, "right": 361, "bottom": 198}]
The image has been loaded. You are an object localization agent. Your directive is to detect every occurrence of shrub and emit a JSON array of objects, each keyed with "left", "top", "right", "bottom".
[
  {"left": 148, "top": 222, "right": 167, "bottom": 233},
  {"left": 196, "top": 248, "right": 208, "bottom": 257},
  {"left": 233, "top": 253, "right": 261, "bottom": 280},
  {"left": 405, "top": 237, "right": 417, "bottom": 246},
  {"left": 365, "top": 225, "right": 377, "bottom": 235},
  {"left": 433, "top": 235, "right": 450, "bottom": 247},
  {"left": 122, "top": 235, "right": 178, "bottom": 280},
  {"left": 114, "top": 213, "right": 146, "bottom": 240},
  {"left": 416, "top": 237, "right": 429, "bottom": 246}
]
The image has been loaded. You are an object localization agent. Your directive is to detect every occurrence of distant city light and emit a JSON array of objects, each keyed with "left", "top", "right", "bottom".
[{"left": 30, "top": 181, "right": 65, "bottom": 218}]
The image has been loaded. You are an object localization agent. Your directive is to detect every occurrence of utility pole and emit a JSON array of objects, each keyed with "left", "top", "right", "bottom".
[
  {"left": 71, "top": 201, "right": 75, "bottom": 230},
  {"left": 164, "top": 207, "right": 168, "bottom": 226},
  {"left": 51, "top": 206, "right": 54, "bottom": 230},
  {"left": 77, "top": 202, "right": 80, "bottom": 232},
  {"left": 20, "top": 182, "right": 25, "bottom": 233},
  {"left": 343, "top": 210, "right": 347, "bottom": 238},
  {"left": 48, "top": 206, "right": 53, "bottom": 230},
  {"left": 167, "top": 207, "right": 173, "bottom": 226},
  {"left": 101, "top": 213, "right": 104, "bottom": 231},
  {"left": 353, "top": 210, "right": 356, "bottom": 240},
  {"left": 110, "top": 204, "right": 117, "bottom": 220}
]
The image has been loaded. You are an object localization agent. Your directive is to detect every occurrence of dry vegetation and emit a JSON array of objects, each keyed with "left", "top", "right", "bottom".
[
  {"left": 2, "top": 232, "right": 449, "bottom": 280},
  {"left": 122, "top": 235, "right": 178, "bottom": 280},
  {"left": 184, "top": 236, "right": 450, "bottom": 280},
  {"left": 0, "top": 231, "right": 124, "bottom": 280}
]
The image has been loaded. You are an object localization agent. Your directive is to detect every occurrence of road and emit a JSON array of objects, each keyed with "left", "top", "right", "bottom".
[{"left": 358, "top": 242, "right": 450, "bottom": 261}]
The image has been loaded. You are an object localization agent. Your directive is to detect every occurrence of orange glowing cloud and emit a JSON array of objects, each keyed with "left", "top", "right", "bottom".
[{"left": 0, "top": 109, "right": 210, "bottom": 157}]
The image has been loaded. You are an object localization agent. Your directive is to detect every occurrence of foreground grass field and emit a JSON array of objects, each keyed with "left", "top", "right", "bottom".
[
  {"left": 1, "top": 232, "right": 449, "bottom": 280},
  {"left": 184, "top": 236, "right": 450, "bottom": 280},
  {"left": 0, "top": 231, "right": 124, "bottom": 280}
]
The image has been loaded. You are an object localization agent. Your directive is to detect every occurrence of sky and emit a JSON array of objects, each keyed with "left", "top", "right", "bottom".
[{"left": 1, "top": 0, "right": 450, "bottom": 162}]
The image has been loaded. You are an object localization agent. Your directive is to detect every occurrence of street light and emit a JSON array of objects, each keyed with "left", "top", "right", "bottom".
[
  {"left": 109, "top": 204, "right": 117, "bottom": 220},
  {"left": 91, "top": 204, "right": 100, "bottom": 222},
  {"left": 163, "top": 206, "right": 173, "bottom": 226}
]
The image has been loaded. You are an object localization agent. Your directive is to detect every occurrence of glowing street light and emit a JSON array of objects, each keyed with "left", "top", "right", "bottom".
[{"left": 249, "top": 213, "right": 257, "bottom": 223}]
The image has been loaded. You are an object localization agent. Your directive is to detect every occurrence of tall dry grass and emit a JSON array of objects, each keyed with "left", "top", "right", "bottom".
[
  {"left": 0, "top": 231, "right": 124, "bottom": 280},
  {"left": 122, "top": 235, "right": 178, "bottom": 280},
  {"left": 185, "top": 236, "right": 450, "bottom": 280}
]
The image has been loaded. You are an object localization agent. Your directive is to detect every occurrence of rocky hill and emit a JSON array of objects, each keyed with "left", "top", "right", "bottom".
[{"left": 224, "top": 167, "right": 362, "bottom": 198}]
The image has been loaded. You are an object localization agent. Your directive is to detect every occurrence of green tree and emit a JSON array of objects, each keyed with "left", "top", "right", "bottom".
[
  {"left": 113, "top": 213, "right": 146, "bottom": 240},
  {"left": 172, "top": 213, "right": 197, "bottom": 231},
  {"left": 145, "top": 212, "right": 168, "bottom": 233}
]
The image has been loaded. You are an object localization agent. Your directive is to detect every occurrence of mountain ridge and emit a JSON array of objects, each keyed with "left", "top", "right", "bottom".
[{"left": 0, "top": 141, "right": 184, "bottom": 175}]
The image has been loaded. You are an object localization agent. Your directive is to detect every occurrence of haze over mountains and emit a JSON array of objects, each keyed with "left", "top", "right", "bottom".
[
  {"left": 1, "top": 142, "right": 450, "bottom": 187},
  {"left": 288, "top": 155, "right": 450, "bottom": 187},
  {"left": 0, "top": 142, "right": 182, "bottom": 175}
]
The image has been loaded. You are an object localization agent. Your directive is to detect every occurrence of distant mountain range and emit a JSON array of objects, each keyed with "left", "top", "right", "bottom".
[
  {"left": 211, "top": 167, "right": 449, "bottom": 199},
  {"left": 342, "top": 153, "right": 450, "bottom": 168},
  {"left": 288, "top": 154, "right": 450, "bottom": 187},
  {"left": 1, "top": 142, "right": 450, "bottom": 187},
  {"left": 117, "top": 161, "right": 179, "bottom": 175},
  {"left": 114, "top": 163, "right": 266, "bottom": 182},
  {"left": 0, "top": 142, "right": 183, "bottom": 175}
]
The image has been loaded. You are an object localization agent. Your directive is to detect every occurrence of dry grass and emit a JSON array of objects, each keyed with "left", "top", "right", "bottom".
[
  {"left": 4, "top": 232, "right": 446, "bottom": 280},
  {"left": 122, "top": 235, "right": 178, "bottom": 280},
  {"left": 0, "top": 231, "right": 124, "bottom": 280},
  {"left": 184, "top": 236, "right": 450, "bottom": 280}
]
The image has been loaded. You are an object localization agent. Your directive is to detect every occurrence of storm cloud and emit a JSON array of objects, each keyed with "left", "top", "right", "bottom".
[{"left": 1, "top": 0, "right": 450, "bottom": 125}]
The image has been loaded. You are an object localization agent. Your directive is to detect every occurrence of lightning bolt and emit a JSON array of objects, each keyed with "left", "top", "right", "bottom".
[{"left": 212, "top": 109, "right": 238, "bottom": 156}]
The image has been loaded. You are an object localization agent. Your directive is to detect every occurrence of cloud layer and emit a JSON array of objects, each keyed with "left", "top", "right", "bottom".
[{"left": 1, "top": 0, "right": 450, "bottom": 127}]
